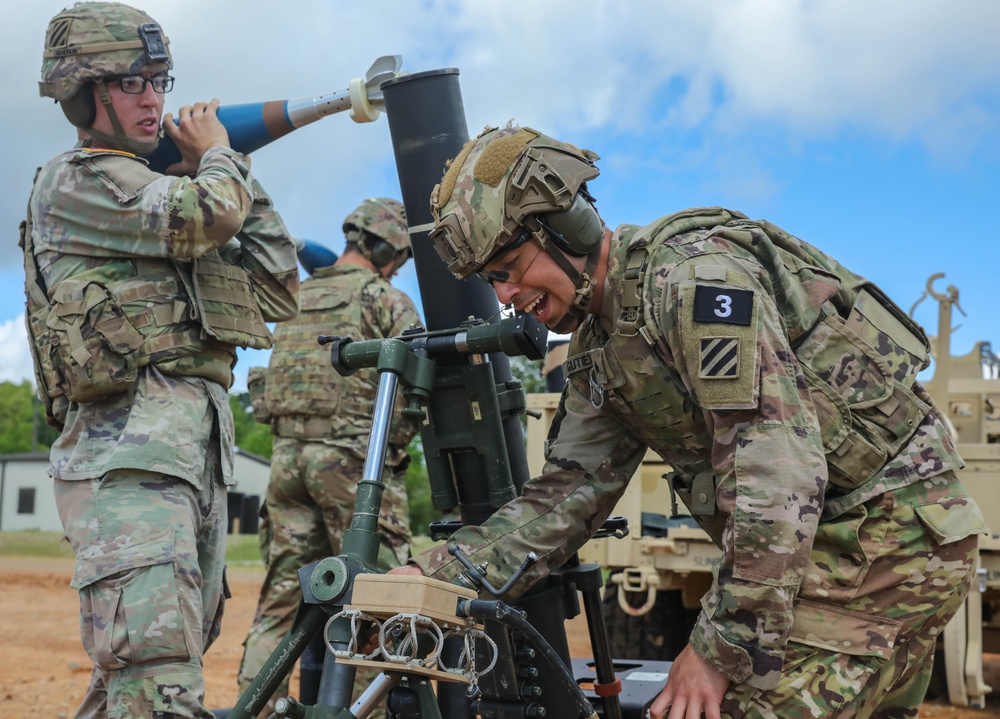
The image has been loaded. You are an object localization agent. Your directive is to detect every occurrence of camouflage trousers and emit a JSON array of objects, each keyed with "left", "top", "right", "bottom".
[
  {"left": 54, "top": 469, "right": 229, "bottom": 719},
  {"left": 718, "top": 473, "right": 980, "bottom": 718},
  {"left": 237, "top": 438, "right": 411, "bottom": 716}
]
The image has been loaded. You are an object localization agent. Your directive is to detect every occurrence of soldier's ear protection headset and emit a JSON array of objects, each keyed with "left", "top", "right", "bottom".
[
  {"left": 62, "top": 87, "right": 98, "bottom": 127},
  {"left": 348, "top": 228, "right": 399, "bottom": 268},
  {"left": 536, "top": 186, "right": 602, "bottom": 257},
  {"left": 506, "top": 144, "right": 603, "bottom": 259}
]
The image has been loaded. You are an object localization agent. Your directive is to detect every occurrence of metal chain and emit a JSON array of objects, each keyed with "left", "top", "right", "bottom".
[
  {"left": 440, "top": 625, "right": 499, "bottom": 696},
  {"left": 324, "top": 609, "right": 384, "bottom": 660},
  {"left": 322, "top": 608, "right": 499, "bottom": 692},
  {"left": 379, "top": 612, "right": 445, "bottom": 668}
]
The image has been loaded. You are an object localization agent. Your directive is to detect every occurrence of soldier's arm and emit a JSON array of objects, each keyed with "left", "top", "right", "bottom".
[
  {"left": 144, "top": 147, "right": 256, "bottom": 257},
  {"left": 391, "top": 296, "right": 421, "bottom": 336},
  {"left": 657, "top": 253, "right": 826, "bottom": 691},
  {"left": 221, "top": 177, "right": 299, "bottom": 322},
  {"left": 36, "top": 147, "right": 255, "bottom": 261},
  {"left": 411, "top": 380, "right": 647, "bottom": 599},
  {"left": 368, "top": 284, "right": 421, "bottom": 339}
]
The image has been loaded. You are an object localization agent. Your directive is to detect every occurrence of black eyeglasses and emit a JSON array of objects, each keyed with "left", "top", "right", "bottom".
[
  {"left": 111, "top": 74, "right": 175, "bottom": 94},
  {"left": 476, "top": 229, "right": 535, "bottom": 286}
]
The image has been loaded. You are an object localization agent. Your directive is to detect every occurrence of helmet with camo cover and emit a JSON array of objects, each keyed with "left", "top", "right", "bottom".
[
  {"left": 40, "top": 2, "right": 172, "bottom": 153},
  {"left": 343, "top": 197, "right": 411, "bottom": 269},
  {"left": 429, "top": 125, "right": 601, "bottom": 279},
  {"left": 429, "top": 125, "right": 604, "bottom": 332}
]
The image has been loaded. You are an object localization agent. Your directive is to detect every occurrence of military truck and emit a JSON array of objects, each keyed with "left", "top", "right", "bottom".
[
  {"left": 915, "top": 274, "right": 1000, "bottom": 708},
  {"left": 524, "top": 273, "right": 999, "bottom": 709}
]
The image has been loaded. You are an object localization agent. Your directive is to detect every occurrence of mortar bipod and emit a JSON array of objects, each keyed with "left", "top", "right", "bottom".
[{"left": 224, "top": 338, "right": 439, "bottom": 719}]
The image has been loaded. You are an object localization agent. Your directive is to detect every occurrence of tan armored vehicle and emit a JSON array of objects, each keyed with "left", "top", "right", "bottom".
[{"left": 525, "top": 273, "right": 999, "bottom": 708}]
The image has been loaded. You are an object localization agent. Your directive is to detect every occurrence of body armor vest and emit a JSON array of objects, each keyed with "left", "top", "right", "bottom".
[
  {"left": 566, "top": 208, "right": 935, "bottom": 539},
  {"left": 20, "top": 158, "right": 272, "bottom": 424},
  {"left": 265, "top": 266, "right": 401, "bottom": 443}
]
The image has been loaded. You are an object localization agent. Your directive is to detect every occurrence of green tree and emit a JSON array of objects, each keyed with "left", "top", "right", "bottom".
[
  {"left": 403, "top": 435, "right": 437, "bottom": 537},
  {"left": 0, "top": 381, "right": 60, "bottom": 453},
  {"left": 229, "top": 391, "right": 274, "bottom": 458},
  {"left": 509, "top": 354, "right": 546, "bottom": 395}
]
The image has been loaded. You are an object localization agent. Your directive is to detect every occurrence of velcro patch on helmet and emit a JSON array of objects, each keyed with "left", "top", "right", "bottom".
[
  {"left": 45, "top": 18, "right": 75, "bottom": 54},
  {"left": 436, "top": 136, "right": 480, "bottom": 209},
  {"left": 473, "top": 129, "right": 538, "bottom": 187}
]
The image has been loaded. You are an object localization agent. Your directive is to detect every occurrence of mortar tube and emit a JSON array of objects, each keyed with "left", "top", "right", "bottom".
[
  {"left": 383, "top": 68, "right": 581, "bottom": 719},
  {"left": 381, "top": 69, "right": 531, "bottom": 512}
]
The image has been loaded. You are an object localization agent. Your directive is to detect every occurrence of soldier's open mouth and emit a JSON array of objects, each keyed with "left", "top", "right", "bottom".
[{"left": 525, "top": 293, "right": 547, "bottom": 319}]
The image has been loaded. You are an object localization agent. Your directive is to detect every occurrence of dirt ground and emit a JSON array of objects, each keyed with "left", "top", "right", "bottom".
[{"left": 2, "top": 556, "right": 999, "bottom": 718}]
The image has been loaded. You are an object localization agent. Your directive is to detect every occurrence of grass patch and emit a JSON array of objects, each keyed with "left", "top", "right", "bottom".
[
  {"left": 0, "top": 530, "right": 267, "bottom": 566},
  {"left": 226, "top": 533, "right": 265, "bottom": 566},
  {"left": 0, "top": 530, "right": 441, "bottom": 566},
  {"left": 0, "top": 530, "right": 74, "bottom": 558}
]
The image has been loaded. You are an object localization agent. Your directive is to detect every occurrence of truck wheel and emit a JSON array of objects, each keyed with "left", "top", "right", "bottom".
[{"left": 603, "top": 576, "right": 700, "bottom": 661}]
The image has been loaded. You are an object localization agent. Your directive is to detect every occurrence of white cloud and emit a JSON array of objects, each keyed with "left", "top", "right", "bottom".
[
  {"left": 4, "top": 0, "right": 998, "bottom": 268},
  {"left": 0, "top": 0, "right": 996, "bottom": 378},
  {"left": 0, "top": 315, "right": 35, "bottom": 385}
]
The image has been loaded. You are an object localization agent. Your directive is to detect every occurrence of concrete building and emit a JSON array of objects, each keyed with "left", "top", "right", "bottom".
[{"left": 0, "top": 448, "right": 271, "bottom": 534}]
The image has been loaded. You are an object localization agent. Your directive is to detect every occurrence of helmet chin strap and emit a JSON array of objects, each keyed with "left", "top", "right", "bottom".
[
  {"left": 86, "top": 78, "right": 161, "bottom": 156},
  {"left": 537, "top": 234, "right": 601, "bottom": 334}
]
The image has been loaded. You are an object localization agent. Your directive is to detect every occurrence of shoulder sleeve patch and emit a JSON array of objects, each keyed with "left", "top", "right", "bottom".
[
  {"left": 679, "top": 282, "right": 759, "bottom": 410},
  {"left": 693, "top": 284, "right": 753, "bottom": 326},
  {"left": 84, "top": 153, "right": 160, "bottom": 203}
]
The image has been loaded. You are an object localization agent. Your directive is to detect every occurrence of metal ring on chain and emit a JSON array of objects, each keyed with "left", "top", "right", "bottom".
[
  {"left": 324, "top": 609, "right": 384, "bottom": 660},
  {"left": 464, "top": 627, "right": 499, "bottom": 677},
  {"left": 438, "top": 625, "right": 498, "bottom": 687},
  {"left": 378, "top": 612, "right": 445, "bottom": 668},
  {"left": 469, "top": 627, "right": 498, "bottom": 696}
]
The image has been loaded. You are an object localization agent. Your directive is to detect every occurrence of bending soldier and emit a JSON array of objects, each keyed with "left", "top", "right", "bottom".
[
  {"left": 23, "top": 3, "right": 299, "bottom": 718},
  {"left": 392, "top": 125, "right": 987, "bottom": 719},
  {"left": 238, "top": 198, "right": 420, "bottom": 716}
]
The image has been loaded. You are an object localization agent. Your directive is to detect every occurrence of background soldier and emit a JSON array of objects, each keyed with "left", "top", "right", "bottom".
[
  {"left": 24, "top": 3, "right": 299, "bottom": 717},
  {"left": 238, "top": 198, "right": 420, "bottom": 714},
  {"left": 392, "top": 125, "right": 987, "bottom": 719}
]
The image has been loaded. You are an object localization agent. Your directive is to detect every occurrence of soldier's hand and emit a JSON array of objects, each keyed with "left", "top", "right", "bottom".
[
  {"left": 162, "top": 98, "right": 231, "bottom": 176},
  {"left": 649, "top": 643, "right": 729, "bottom": 719}
]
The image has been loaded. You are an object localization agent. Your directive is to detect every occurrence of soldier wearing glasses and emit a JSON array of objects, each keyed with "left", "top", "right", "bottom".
[
  {"left": 22, "top": 3, "right": 299, "bottom": 717},
  {"left": 393, "top": 125, "right": 987, "bottom": 719}
]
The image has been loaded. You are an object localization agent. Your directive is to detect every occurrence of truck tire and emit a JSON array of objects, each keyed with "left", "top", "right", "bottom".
[{"left": 603, "top": 576, "right": 700, "bottom": 661}]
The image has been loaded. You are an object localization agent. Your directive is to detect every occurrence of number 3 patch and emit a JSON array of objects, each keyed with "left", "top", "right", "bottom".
[
  {"left": 679, "top": 282, "right": 760, "bottom": 410},
  {"left": 693, "top": 285, "right": 753, "bottom": 326}
]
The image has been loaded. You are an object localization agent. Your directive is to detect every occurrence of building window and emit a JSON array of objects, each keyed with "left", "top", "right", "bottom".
[{"left": 17, "top": 488, "right": 36, "bottom": 515}]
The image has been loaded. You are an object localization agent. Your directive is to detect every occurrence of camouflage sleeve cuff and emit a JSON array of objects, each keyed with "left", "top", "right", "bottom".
[
  {"left": 689, "top": 610, "right": 752, "bottom": 684},
  {"left": 198, "top": 145, "right": 252, "bottom": 179},
  {"left": 689, "top": 609, "right": 781, "bottom": 691}
]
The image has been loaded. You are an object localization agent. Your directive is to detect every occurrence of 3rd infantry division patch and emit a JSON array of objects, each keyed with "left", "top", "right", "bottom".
[{"left": 700, "top": 337, "right": 739, "bottom": 378}]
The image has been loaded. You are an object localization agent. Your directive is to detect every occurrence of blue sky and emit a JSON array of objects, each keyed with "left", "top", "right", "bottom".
[{"left": 1, "top": 0, "right": 997, "bottom": 390}]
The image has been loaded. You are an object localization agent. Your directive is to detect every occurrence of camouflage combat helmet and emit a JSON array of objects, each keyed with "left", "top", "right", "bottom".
[
  {"left": 429, "top": 125, "right": 604, "bottom": 332},
  {"left": 40, "top": 2, "right": 172, "bottom": 153},
  {"left": 429, "top": 125, "right": 601, "bottom": 279},
  {"left": 343, "top": 197, "right": 411, "bottom": 269}
]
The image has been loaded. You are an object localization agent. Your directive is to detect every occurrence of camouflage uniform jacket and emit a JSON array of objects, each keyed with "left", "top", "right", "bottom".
[
  {"left": 415, "top": 207, "right": 973, "bottom": 690},
  {"left": 264, "top": 263, "right": 420, "bottom": 464},
  {"left": 30, "top": 144, "right": 299, "bottom": 487}
]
